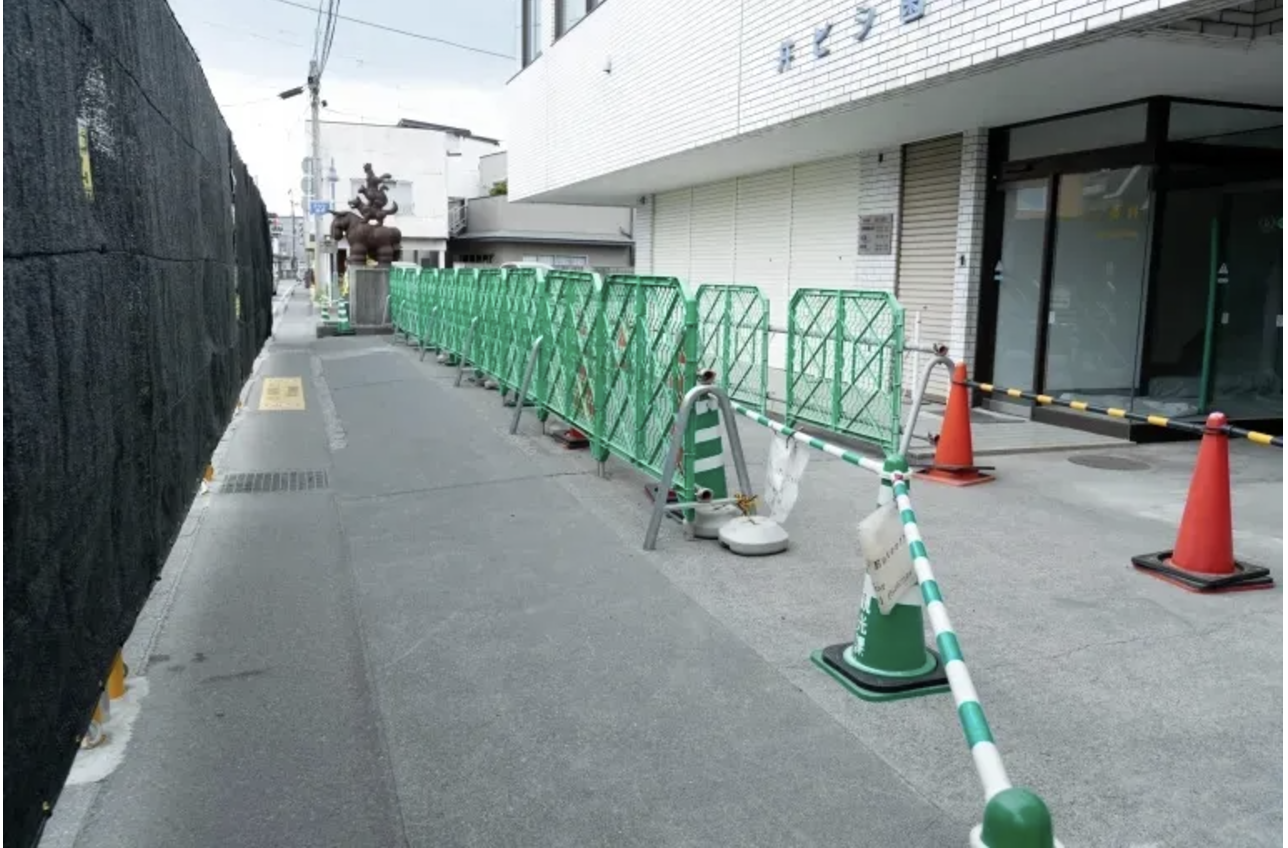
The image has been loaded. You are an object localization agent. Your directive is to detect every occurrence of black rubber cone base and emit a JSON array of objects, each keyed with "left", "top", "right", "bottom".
[
  {"left": 1132, "top": 550, "right": 1274, "bottom": 593},
  {"left": 811, "top": 642, "right": 950, "bottom": 703}
]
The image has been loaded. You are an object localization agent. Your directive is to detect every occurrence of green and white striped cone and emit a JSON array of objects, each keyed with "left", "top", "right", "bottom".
[
  {"left": 693, "top": 396, "right": 728, "bottom": 499},
  {"left": 811, "top": 455, "right": 950, "bottom": 701},
  {"left": 690, "top": 385, "right": 741, "bottom": 540},
  {"left": 337, "top": 299, "right": 351, "bottom": 333}
]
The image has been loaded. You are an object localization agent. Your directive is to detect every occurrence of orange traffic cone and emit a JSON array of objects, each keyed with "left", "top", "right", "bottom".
[
  {"left": 916, "top": 363, "right": 994, "bottom": 486},
  {"left": 1132, "top": 412, "right": 1273, "bottom": 593}
]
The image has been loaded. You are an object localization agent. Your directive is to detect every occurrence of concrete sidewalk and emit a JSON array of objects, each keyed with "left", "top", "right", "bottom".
[{"left": 45, "top": 289, "right": 1283, "bottom": 848}]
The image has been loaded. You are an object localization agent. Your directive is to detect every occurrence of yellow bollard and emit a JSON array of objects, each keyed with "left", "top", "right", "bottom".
[{"left": 107, "top": 651, "right": 126, "bottom": 700}]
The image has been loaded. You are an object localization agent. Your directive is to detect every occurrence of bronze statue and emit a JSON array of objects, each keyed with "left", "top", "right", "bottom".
[{"left": 329, "top": 162, "right": 402, "bottom": 266}]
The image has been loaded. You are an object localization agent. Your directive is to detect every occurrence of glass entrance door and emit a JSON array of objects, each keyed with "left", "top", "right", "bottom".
[
  {"left": 1210, "top": 181, "right": 1282, "bottom": 417},
  {"left": 1042, "top": 167, "right": 1152, "bottom": 407},
  {"left": 991, "top": 180, "right": 1049, "bottom": 404}
]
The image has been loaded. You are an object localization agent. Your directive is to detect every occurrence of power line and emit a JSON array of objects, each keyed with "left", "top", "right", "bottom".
[{"left": 266, "top": 0, "right": 515, "bottom": 61}]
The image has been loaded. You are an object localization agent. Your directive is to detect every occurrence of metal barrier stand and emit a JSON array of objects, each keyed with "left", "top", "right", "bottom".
[
  {"left": 889, "top": 471, "right": 1062, "bottom": 848},
  {"left": 643, "top": 383, "right": 756, "bottom": 551}
]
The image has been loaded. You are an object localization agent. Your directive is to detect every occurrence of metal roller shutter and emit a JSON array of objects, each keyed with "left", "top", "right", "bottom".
[
  {"left": 734, "top": 169, "right": 792, "bottom": 369},
  {"left": 897, "top": 135, "right": 962, "bottom": 401},
  {"left": 689, "top": 180, "right": 737, "bottom": 285},
  {"left": 788, "top": 155, "right": 861, "bottom": 291},
  {"left": 652, "top": 189, "right": 692, "bottom": 279}
]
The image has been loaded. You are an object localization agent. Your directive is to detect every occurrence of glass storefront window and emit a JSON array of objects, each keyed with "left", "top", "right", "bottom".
[
  {"left": 559, "top": 0, "right": 586, "bottom": 36},
  {"left": 524, "top": 0, "right": 543, "bottom": 64},
  {"left": 1169, "top": 103, "right": 1282, "bottom": 149},
  {"left": 992, "top": 180, "right": 1049, "bottom": 395},
  {"left": 1042, "top": 167, "right": 1152, "bottom": 406},
  {"left": 1007, "top": 104, "right": 1148, "bottom": 161}
]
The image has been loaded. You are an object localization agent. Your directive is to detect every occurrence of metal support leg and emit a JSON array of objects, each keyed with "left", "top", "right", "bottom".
[
  {"left": 644, "top": 383, "right": 757, "bottom": 551},
  {"left": 454, "top": 317, "right": 479, "bottom": 388},
  {"left": 419, "top": 306, "right": 439, "bottom": 361},
  {"left": 509, "top": 336, "right": 544, "bottom": 434},
  {"left": 899, "top": 355, "right": 955, "bottom": 457}
]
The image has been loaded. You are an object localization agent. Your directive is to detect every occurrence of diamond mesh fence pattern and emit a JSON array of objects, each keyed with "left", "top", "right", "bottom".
[
  {"left": 497, "top": 268, "right": 544, "bottom": 394},
  {"left": 696, "top": 284, "right": 769, "bottom": 413},
  {"left": 474, "top": 269, "right": 505, "bottom": 376},
  {"left": 542, "top": 271, "right": 603, "bottom": 438},
  {"left": 787, "top": 289, "right": 905, "bottom": 451}
]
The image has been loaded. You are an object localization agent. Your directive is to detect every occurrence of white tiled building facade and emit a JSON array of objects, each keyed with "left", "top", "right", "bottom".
[{"left": 506, "top": 0, "right": 1280, "bottom": 414}]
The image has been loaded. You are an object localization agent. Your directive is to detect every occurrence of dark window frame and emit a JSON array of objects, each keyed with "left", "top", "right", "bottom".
[{"left": 973, "top": 94, "right": 1283, "bottom": 400}]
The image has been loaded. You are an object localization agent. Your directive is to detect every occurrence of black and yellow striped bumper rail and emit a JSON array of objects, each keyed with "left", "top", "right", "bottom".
[{"left": 968, "top": 381, "right": 1283, "bottom": 448}]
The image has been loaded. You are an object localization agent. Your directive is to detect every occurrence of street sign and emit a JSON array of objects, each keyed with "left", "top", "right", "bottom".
[
  {"left": 301, "top": 156, "right": 318, "bottom": 175},
  {"left": 309, "top": 200, "right": 332, "bottom": 216},
  {"left": 300, "top": 176, "right": 314, "bottom": 195}
]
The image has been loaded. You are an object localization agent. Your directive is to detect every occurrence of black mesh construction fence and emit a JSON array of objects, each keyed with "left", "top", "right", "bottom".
[{"left": 3, "top": 0, "right": 274, "bottom": 843}]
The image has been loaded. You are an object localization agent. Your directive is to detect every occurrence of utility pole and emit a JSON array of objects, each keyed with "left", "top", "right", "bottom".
[
  {"left": 288, "top": 189, "right": 299, "bottom": 276},
  {"left": 309, "top": 59, "right": 327, "bottom": 309}
]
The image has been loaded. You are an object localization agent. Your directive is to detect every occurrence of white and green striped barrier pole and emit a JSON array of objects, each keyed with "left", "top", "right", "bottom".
[
  {"left": 728, "top": 405, "right": 885, "bottom": 475},
  {"left": 890, "top": 469, "right": 1061, "bottom": 848}
]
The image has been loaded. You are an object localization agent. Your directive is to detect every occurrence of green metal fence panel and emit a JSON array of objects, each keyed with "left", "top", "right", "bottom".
[
  {"left": 598, "top": 274, "right": 698, "bottom": 494},
  {"left": 425, "top": 264, "right": 445, "bottom": 342},
  {"left": 497, "top": 268, "right": 545, "bottom": 394},
  {"left": 695, "top": 284, "right": 769, "bottom": 413},
  {"left": 786, "top": 288, "right": 904, "bottom": 452},
  {"left": 389, "top": 267, "right": 409, "bottom": 335},
  {"left": 540, "top": 271, "right": 603, "bottom": 440},
  {"left": 473, "top": 268, "right": 505, "bottom": 377}
]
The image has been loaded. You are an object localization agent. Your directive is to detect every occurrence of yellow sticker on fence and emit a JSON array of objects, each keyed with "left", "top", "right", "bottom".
[
  {"left": 259, "top": 377, "right": 306, "bottom": 411},
  {"left": 77, "top": 119, "right": 94, "bottom": 200}
]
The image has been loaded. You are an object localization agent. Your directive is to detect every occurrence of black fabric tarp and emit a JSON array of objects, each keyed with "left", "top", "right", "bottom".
[{"left": 3, "top": 1, "right": 273, "bottom": 845}]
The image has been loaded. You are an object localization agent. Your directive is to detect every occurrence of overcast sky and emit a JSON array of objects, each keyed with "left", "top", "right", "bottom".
[{"left": 169, "top": 0, "right": 519, "bottom": 214}]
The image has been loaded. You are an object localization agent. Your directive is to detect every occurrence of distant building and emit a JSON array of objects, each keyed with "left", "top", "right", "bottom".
[
  {"left": 311, "top": 118, "right": 500, "bottom": 275},
  {"left": 449, "top": 151, "right": 634, "bottom": 273},
  {"left": 269, "top": 212, "right": 307, "bottom": 277}
]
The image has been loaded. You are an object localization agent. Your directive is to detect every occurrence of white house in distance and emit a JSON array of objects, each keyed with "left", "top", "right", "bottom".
[
  {"left": 505, "top": 0, "right": 1281, "bottom": 440},
  {"left": 450, "top": 151, "right": 635, "bottom": 272},
  {"left": 316, "top": 118, "right": 500, "bottom": 271}
]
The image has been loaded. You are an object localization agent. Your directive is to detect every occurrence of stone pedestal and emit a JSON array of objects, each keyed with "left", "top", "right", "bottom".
[{"left": 349, "top": 266, "right": 392, "bottom": 333}]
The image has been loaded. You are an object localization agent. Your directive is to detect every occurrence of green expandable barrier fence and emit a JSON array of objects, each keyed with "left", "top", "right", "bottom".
[
  {"left": 394, "top": 266, "right": 911, "bottom": 496},
  {"left": 389, "top": 266, "right": 410, "bottom": 337},
  {"left": 541, "top": 270, "right": 604, "bottom": 443},
  {"left": 496, "top": 267, "right": 546, "bottom": 398},
  {"left": 695, "top": 284, "right": 769, "bottom": 414},
  {"left": 787, "top": 288, "right": 905, "bottom": 453},
  {"left": 415, "top": 267, "right": 438, "bottom": 346},
  {"left": 474, "top": 268, "right": 505, "bottom": 377},
  {"left": 598, "top": 274, "right": 698, "bottom": 493}
]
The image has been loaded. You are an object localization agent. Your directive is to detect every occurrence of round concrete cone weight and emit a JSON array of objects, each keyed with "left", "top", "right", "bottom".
[
  {"left": 719, "top": 515, "right": 790, "bottom": 556},
  {"left": 969, "top": 788, "right": 1062, "bottom": 848},
  {"left": 691, "top": 503, "right": 742, "bottom": 539}
]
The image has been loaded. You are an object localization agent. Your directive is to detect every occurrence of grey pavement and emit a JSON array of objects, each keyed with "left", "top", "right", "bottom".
[{"left": 44, "top": 286, "right": 1282, "bottom": 848}]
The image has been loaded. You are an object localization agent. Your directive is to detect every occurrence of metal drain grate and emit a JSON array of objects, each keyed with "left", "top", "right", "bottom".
[
  {"left": 1067, "top": 455, "right": 1151, "bottom": 472},
  {"left": 219, "top": 470, "right": 330, "bottom": 494}
]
